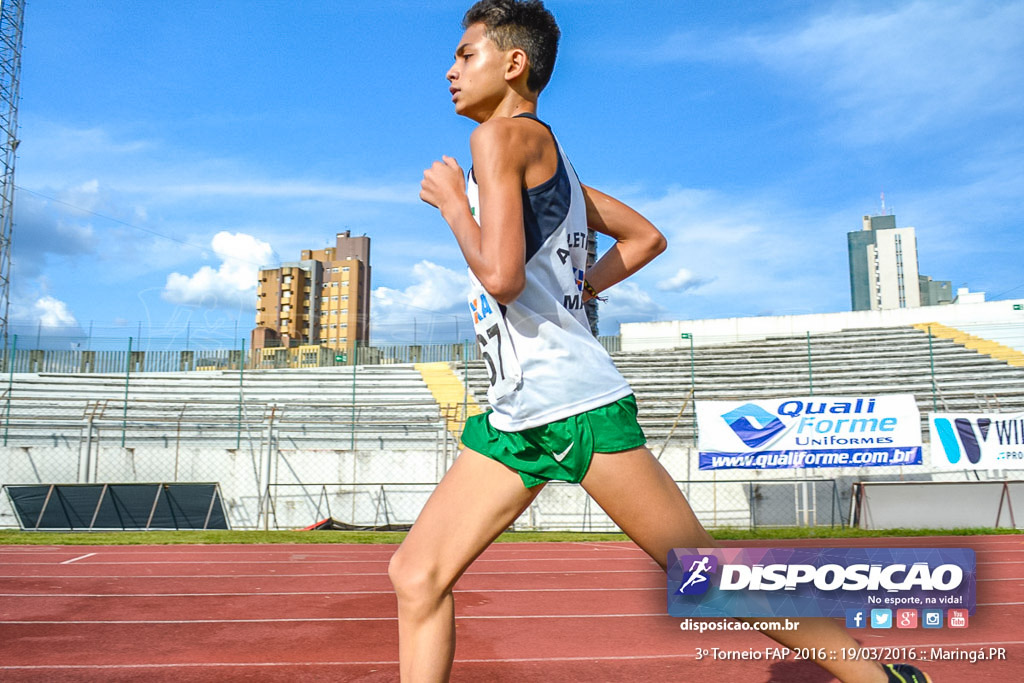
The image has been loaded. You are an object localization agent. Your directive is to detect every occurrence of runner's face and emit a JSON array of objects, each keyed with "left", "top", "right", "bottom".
[{"left": 446, "top": 23, "right": 508, "bottom": 121}]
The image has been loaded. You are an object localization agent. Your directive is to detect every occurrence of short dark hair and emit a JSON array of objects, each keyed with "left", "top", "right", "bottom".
[{"left": 462, "top": 0, "right": 560, "bottom": 93}]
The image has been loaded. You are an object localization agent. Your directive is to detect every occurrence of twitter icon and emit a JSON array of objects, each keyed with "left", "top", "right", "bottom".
[{"left": 871, "top": 609, "right": 892, "bottom": 629}]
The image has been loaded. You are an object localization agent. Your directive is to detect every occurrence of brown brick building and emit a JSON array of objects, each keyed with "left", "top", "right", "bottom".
[{"left": 252, "top": 231, "right": 371, "bottom": 357}]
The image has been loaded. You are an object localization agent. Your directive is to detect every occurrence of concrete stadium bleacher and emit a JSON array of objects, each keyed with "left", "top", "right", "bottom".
[
  {"left": 0, "top": 364, "right": 446, "bottom": 450},
  {"left": 463, "top": 325, "right": 1024, "bottom": 443},
  {"left": 7, "top": 323, "right": 1021, "bottom": 460}
]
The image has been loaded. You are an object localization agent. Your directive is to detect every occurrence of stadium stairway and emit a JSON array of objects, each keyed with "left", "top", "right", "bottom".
[
  {"left": 914, "top": 322, "right": 1024, "bottom": 368},
  {"left": 0, "top": 364, "right": 448, "bottom": 450},
  {"left": 414, "top": 362, "right": 483, "bottom": 439}
]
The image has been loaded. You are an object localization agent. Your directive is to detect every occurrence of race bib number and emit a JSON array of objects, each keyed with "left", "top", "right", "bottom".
[{"left": 468, "top": 272, "right": 522, "bottom": 400}]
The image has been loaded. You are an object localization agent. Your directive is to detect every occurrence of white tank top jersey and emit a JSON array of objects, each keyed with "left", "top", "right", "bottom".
[{"left": 465, "top": 114, "right": 632, "bottom": 431}]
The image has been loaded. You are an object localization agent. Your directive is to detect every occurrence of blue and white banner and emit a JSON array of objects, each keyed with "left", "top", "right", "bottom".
[
  {"left": 929, "top": 412, "right": 1024, "bottom": 470},
  {"left": 696, "top": 396, "right": 922, "bottom": 470},
  {"left": 668, "top": 547, "right": 976, "bottom": 619}
]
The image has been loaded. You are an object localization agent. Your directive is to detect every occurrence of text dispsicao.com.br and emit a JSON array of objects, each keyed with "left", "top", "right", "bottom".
[{"left": 680, "top": 618, "right": 800, "bottom": 633}]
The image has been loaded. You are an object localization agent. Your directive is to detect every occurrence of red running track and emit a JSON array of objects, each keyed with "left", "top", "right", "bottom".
[{"left": 0, "top": 535, "right": 1021, "bottom": 681}]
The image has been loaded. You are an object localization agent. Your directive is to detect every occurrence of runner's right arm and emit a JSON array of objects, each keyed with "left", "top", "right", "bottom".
[{"left": 579, "top": 184, "right": 666, "bottom": 301}]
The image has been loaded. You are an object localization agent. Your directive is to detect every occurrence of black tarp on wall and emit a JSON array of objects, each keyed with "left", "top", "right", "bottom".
[{"left": 4, "top": 483, "right": 229, "bottom": 531}]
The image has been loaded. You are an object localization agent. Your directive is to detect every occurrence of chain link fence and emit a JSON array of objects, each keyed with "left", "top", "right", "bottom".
[
  {"left": 0, "top": 395, "right": 1007, "bottom": 532},
  {"left": 1, "top": 323, "right": 1022, "bottom": 531}
]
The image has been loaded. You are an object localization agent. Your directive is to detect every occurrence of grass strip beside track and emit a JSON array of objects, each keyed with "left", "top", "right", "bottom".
[{"left": 0, "top": 526, "right": 1019, "bottom": 545}]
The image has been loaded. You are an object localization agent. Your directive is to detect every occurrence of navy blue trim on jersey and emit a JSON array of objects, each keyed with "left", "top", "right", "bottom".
[
  {"left": 513, "top": 114, "right": 571, "bottom": 264},
  {"left": 521, "top": 154, "right": 570, "bottom": 264},
  {"left": 467, "top": 114, "right": 572, "bottom": 264}
]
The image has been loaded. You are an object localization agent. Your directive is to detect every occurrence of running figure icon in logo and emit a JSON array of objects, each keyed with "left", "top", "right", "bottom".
[{"left": 677, "top": 554, "right": 718, "bottom": 595}]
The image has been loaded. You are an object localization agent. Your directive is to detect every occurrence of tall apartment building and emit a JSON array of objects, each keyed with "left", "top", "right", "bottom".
[
  {"left": 847, "top": 214, "right": 951, "bottom": 311},
  {"left": 252, "top": 231, "right": 371, "bottom": 357}
]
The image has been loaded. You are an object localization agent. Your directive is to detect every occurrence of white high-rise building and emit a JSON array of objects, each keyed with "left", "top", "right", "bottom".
[
  {"left": 866, "top": 216, "right": 920, "bottom": 309},
  {"left": 848, "top": 214, "right": 950, "bottom": 311}
]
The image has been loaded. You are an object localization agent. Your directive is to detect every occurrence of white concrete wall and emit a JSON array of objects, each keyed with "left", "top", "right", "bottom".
[
  {"left": 621, "top": 299, "right": 1024, "bottom": 352},
  {"left": 2, "top": 443, "right": 1012, "bottom": 531},
  {"left": 0, "top": 444, "right": 451, "bottom": 530}
]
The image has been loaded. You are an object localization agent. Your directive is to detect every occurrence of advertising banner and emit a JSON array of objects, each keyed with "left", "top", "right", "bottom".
[
  {"left": 668, "top": 547, "right": 976, "bottom": 619},
  {"left": 696, "top": 395, "right": 922, "bottom": 470},
  {"left": 929, "top": 412, "right": 1024, "bottom": 469}
]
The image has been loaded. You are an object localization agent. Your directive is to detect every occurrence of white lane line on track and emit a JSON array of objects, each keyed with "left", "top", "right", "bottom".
[
  {"left": 0, "top": 654, "right": 697, "bottom": 670},
  {"left": 0, "top": 545, "right": 644, "bottom": 555},
  {"left": 4, "top": 607, "right": 1024, "bottom": 625},
  {"left": 2, "top": 545, "right": 1018, "bottom": 559},
  {"left": 4, "top": 602, "right": 1019, "bottom": 622},
  {"left": 1, "top": 538, "right": 1018, "bottom": 552},
  {"left": 3, "top": 562, "right": 1023, "bottom": 580},
  {"left": 2, "top": 557, "right": 656, "bottom": 566},
  {"left": 59, "top": 553, "right": 97, "bottom": 565},
  {"left": 0, "top": 613, "right": 666, "bottom": 624},
  {"left": 4, "top": 576, "right": 1024, "bottom": 598},
  {"left": 7, "top": 553, "right": 1023, "bottom": 567},
  {"left": 0, "top": 587, "right": 666, "bottom": 597},
  {"left": 0, "top": 569, "right": 663, "bottom": 578}
]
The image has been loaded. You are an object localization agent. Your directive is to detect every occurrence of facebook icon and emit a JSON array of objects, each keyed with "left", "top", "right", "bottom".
[{"left": 846, "top": 609, "right": 866, "bottom": 629}]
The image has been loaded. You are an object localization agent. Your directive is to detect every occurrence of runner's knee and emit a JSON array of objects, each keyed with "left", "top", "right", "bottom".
[{"left": 388, "top": 548, "right": 447, "bottom": 604}]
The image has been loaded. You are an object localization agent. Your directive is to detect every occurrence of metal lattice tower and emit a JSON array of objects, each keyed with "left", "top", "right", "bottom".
[{"left": 0, "top": 0, "right": 25, "bottom": 348}]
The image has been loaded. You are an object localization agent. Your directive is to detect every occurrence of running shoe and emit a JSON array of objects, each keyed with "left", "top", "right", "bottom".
[{"left": 884, "top": 663, "right": 932, "bottom": 682}]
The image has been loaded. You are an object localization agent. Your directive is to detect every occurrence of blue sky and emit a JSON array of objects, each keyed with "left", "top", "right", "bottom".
[{"left": 11, "top": 0, "right": 1024, "bottom": 350}]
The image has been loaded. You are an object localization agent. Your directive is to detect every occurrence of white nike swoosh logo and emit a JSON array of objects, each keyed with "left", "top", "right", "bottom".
[{"left": 553, "top": 443, "right": 573, "bottom": 463}]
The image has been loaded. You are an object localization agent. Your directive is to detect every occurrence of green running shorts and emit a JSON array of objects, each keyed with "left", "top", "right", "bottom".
[{"left": 460, "top": 394, "right": 647, "bottom": 488}]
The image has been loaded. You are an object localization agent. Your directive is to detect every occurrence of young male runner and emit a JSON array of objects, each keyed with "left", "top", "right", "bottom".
[{"left": 389, "top": 2, "right": 931, "bottom": 681}]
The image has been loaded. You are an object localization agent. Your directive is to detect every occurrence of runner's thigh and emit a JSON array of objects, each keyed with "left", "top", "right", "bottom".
[
  {"left": 581, "top": 446, "right": 714, "bottom": 568},
  {"left": 394, "top": 448, "right": 544, "bottom": 588}
]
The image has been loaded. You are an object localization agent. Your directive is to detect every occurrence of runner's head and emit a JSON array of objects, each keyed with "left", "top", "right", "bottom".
[
  {"left": 461, "top": 0, "right": 560, "bottom": 95},
  {"left": 447, "top": 0, "right": 560, "bottom": 119}
]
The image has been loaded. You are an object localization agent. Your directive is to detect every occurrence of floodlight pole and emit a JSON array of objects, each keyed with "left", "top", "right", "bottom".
[
  {"left": 463, "top": 339, "right": 469, "bottom": 435},
  {"left": 3, "top": 333, "right": 15, "bottom": 446},
  {"left": 0, "top": 0, "right": 26, "bottom": 348},
  {"left": 927, "top": 325, "right": 937, "bottom": 410},
  {"left": 350, "top": 341, "right": 358, "bottom": 450},
  {"left": 806, "top": 331, "right": 814, "bottom": 396},
  {"left": 121, "top": 336, "right": 132, "bottom": 447},
  {"left": 681, "top": 333, "right": 695, "bottom": 445},
  {"left": 236, "top": 338, "right": 245, "bottom": 449}
]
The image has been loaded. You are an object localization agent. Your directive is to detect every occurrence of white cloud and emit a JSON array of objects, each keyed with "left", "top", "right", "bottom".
[
  {"left": 141, "top": 180, "right": 420, "bottom": 204},
  {"left": 371, "top": 260, "right": 469, "bottom": 342},
  {"left": 12, "top": 193, "right": 96, "bottom": 274},
  {"left": 657, "top": 267, "right": 714, "bottom": 293},
  {"left": 595, "top": 281, "right": 666, "bottom": 334},
  {"left": 24, "top": 123, "right": 420, "bottom": 207},
  {"left": 24, "top": 124, "right": 154, "bottom": 166},
  {"left": 162, "top": 231, "right": 273, "bottom": 309},
  {"left": 623, "top": 186, "right": 852, "bottom": 320},
  {"left": 33, "top": 296, "right": 78, "bottom": 327},
  {"left": 656, "top": 0, "right": 1024, "bottom": 144}
]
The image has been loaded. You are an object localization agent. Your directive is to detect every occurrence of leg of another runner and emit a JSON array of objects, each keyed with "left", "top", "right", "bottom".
[
  {"left": 581, "top": 446, "right": 889, "bottom": 683},
  {"left": 389, "top": 448, "right": 544, "bottom": 683}
]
